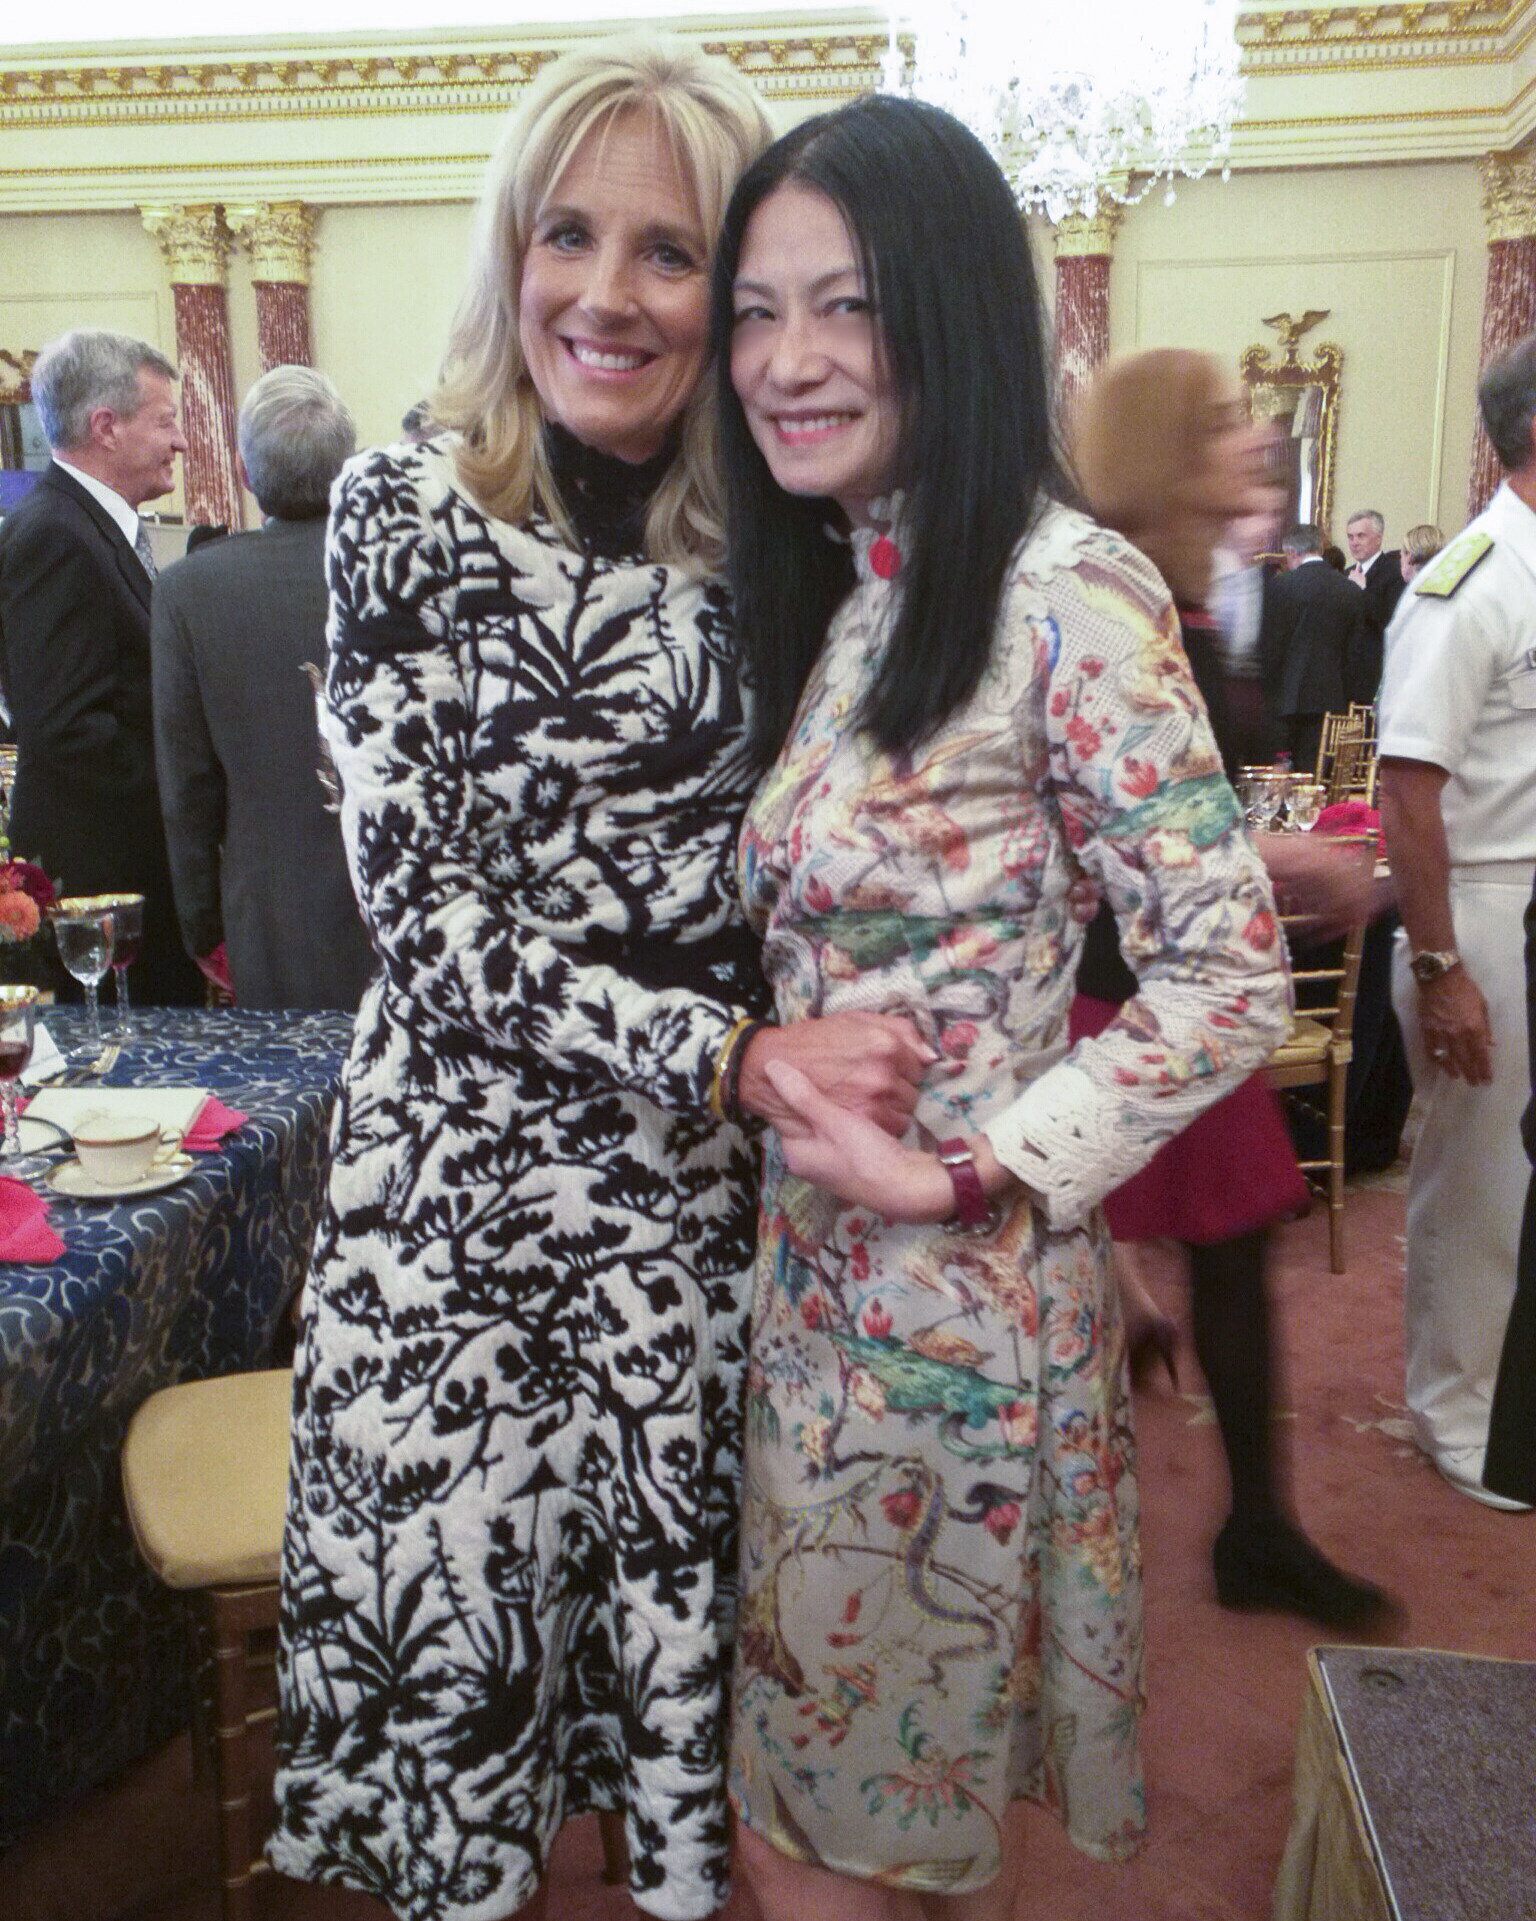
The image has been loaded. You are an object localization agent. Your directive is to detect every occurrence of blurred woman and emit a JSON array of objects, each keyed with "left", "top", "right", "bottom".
[
  {"left": 1073, "top": 349, "right": 1388, "bottom": 1631},
  {"left": 714, "top": 98, "right": 1290, "bottom": 1921},
  {"left": 268, "top": 42, "right": 926, "bottom": 1921},
  {"left": 1401, "top": 521, "right": 1445, "bottom": 581}
]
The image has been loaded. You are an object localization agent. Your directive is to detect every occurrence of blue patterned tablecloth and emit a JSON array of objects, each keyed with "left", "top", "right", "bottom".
[{"left": 0, "top": 1006, "right": 352, "bottom": 1843}]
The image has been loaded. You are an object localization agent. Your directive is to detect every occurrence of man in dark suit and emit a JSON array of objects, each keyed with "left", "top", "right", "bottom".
[
  {"left": 152, "top": 365, "right": 373, "bottom": 1011},
  {"left": 0, "top": 329, "right": 202, "bottom": 1004},
  {"left": 1261, "top": 522, "right": 1369, "bottom": 773},
  {"left": 1345, "top": 507, "right": 1407, "bottom": 697}
]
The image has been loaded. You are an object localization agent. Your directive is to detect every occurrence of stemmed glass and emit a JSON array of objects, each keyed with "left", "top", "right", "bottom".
[
  {"left": 1251, "top": 776, "right": 1284, "bottom": 832},
  {"left": 99, "top": 893, "right": 144, "bottom": 1044},
  {"left": 0, "top": 985, "right": 46, "bottom": 1180},
  {"left": 49, "top": 898, "right": 116, "bottom": 1063},
  {"left": 1289, "top": 783, "right": 1324, "bottom": 832}
]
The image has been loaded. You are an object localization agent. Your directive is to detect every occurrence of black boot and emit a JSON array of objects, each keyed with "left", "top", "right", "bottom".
[
  {"left": 1189, "top": 1231, "right": 1391, "bottom": 1631},
  {"left": 1213, "top": 1515, "right": 1389, "bottom": 1630}
]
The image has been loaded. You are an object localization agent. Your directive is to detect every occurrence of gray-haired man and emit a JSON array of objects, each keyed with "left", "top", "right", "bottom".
[
  {"left": 0, "top": 328, "right": 202, "bottom": 1003},
  {"left": 152, "top": 365, "right": 374, "bottom": 1010}
]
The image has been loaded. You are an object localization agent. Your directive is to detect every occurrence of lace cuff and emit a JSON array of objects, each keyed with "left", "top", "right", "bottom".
[{"left": 982, "top": 1063, "right": 1132, "bottom": 1231}]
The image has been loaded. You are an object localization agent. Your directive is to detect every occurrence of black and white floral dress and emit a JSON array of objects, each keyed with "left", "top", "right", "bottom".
[{"left": 269, "top": 430, "right": 764, "bottom": 1921}]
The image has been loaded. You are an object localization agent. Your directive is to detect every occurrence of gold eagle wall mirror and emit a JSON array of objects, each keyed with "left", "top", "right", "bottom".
[
  {"left": 1240, "top": 311, "right": 1342, "bottom": 540},
  {"left": 0, "top": 350, "right": 45, "bottom": 516}
]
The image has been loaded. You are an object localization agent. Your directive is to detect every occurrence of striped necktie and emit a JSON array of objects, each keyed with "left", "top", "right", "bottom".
[{"left": 133, "top": 523, "right": 158, "bottom": 582}]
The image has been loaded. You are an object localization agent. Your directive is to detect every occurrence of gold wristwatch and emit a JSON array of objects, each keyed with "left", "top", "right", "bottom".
[{"left": 1409, "top": 948, "right": 1461, "bottom": 984}]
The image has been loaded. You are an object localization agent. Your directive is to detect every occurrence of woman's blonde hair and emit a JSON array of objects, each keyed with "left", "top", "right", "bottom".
[
  {"left": 1402, "top": 522, "right": 1444, "bottom": 568},
  {"left": 1072, "top": 348, "right": 1232, "bottom": 606},
  {"left": 432, "top": 36, "right": 772, "bottom": 573}
]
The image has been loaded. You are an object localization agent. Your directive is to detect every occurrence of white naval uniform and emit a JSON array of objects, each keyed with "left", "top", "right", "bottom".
[{"left": 1379, "top": 482, "right": 1536, "bottom": 1490}]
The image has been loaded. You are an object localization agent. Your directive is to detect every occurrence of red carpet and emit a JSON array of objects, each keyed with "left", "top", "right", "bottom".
[{"left": 3, "top": 1183, "right": 1532, "bottom": 1921}]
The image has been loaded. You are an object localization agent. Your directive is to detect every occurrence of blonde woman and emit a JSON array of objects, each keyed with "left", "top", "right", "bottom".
[
  {"left": 1400, "top": 521, "right": 1444, "bottom": 582},
  {"left": 269, "top": 40, "right": 926, "bottom": 1921}
]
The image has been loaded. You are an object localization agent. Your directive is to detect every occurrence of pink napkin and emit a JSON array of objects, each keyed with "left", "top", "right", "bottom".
[
  {"left": 184, "top": 1095, "right": 248, "bottom": 1152},
  {"left": 0, "top": 1175, "right": 64, "bottom": 1261}
]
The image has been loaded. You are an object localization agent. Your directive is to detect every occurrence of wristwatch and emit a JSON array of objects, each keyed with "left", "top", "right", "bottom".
[
  {"left": 937, "top": 1138, "right": 996, "bottom": 1234},
  {"left": 1409, "top": 948, "right": 1462, "bottom": 984}
]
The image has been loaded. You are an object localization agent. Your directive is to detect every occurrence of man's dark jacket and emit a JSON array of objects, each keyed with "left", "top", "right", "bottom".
[
  {"left": 1357, "top": 548, "right": 1407, "bottom": 676},
  {"left": 0, "top": 462, "right": 200, "bottom": 1003},
  {"left": 151, "top": 515, "right": 374, "bottom": 1011},
  {"left": 1262, "top": 556, "right": 1373, "bottom": 723}
]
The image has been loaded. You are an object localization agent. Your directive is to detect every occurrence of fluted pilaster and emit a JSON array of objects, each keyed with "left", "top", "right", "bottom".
[
  {"left": 1052, "top": 192, "right": 1125, "bottom": 441},
  {"left": 227, "top": 202, "right": 317, "bottom": 371},
  {"left": 141, "top": 204, "right": 243, "bottom": 530},
  {"left": 1469, "top": 155, "right": 1536, "bottom": 518}
]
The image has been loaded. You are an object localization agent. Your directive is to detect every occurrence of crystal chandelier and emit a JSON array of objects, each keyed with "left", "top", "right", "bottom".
[{"left": 889, "top": 0, "right": 1245, "bottom": 224}]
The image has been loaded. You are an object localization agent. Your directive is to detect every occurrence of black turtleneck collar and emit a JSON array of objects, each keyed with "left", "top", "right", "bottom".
[{"left": 545, "top": 421, "right": 675, "bottom": 563}]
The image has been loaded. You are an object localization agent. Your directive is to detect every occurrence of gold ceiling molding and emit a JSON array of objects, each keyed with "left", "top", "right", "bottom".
[
  {"left": 1235, "top": 0, "right": 1535, "bottom": 72},
  {"left": 0, "top": 33, "right": 892, "bottom": 130},
  {"left": 3, "top": 5, "right": 1527, "bottom": 131}
]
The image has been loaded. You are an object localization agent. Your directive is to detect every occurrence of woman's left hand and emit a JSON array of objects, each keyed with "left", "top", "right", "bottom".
[{"left": 764, "top": 1059, "right": 953, "bottom": 1219}]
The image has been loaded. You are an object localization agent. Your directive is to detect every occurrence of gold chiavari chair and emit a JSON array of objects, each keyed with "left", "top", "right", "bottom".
[{"left": 1265, "top": 876, "right": 1372, "bottom": 1273}]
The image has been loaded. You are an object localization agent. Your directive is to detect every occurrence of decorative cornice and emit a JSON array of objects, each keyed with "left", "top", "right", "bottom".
[
  {"left": 1237, "top": 2, "right": 1521, "bottom": 69},
  {"left": 0, "top": 30, "right": 894, "bottom": 130},
  {"left": 225, "top": 200, "right": 316, "bottom": 282},
  {"left": 1, "top": 9, "right": 1530, "bottom": 135},
  {"left": 1052, "top": 191, "right": 1127, "bottom": 258},
  {"left": 1479, "top": 151, "right": 1536, "bottom": 236},
  {"left": 141, "top": 202, "right": 233, "bottom": 285}
]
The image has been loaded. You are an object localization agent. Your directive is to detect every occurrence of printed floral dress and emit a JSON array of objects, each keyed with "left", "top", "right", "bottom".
[
  {"left": 269, "top": 432, "right": 764, "bottom": 1921},
  {"left": 730, "top": 503, "right": 1290, "bottom": 1889}
]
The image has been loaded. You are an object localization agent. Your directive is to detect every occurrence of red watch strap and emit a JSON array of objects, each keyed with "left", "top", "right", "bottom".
[{"left": 938, "top": 1138, "right": 989, "bottom": 1227}]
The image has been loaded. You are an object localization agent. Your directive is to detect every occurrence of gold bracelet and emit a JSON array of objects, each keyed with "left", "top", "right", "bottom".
[{"left": 708, "top": 1014, "right": 756, "bottom": 1122}]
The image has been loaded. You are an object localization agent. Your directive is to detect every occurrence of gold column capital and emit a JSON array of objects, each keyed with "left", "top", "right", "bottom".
[
  {"left": 1478, "top": 154, "right": 1536, "bottom": 244},
  {"left": 1052, "top": 186, "right": 1128, "bottom": 259},
  {"left": 140, "top": 203, "right": 232, "bottom": 286},
  {"left": 225, "top": 201, "right": 318, "bottom": 285}
]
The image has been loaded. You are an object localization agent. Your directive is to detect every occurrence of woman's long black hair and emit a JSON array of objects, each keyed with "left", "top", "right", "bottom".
[{"left": 711, "top": 94, "right": 1068, "bottom": 762}]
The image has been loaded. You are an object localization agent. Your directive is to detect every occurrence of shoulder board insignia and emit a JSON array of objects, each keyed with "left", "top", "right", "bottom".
[{"left": 1414, "top": 529, "right": 1493, "bottom": 598}]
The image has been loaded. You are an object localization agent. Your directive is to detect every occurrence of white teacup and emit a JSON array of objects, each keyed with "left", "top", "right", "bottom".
[{"left": 70, "top": 1113, "right": 179, "bottom": 1186}]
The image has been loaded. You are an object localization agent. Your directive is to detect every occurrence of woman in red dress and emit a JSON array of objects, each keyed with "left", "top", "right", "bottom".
[{"left": 1073, "top": 350, "right": 1389, "bottom": 1630}]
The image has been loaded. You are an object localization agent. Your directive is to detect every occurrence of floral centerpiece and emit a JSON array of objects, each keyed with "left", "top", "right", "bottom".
[{"left": 0, "top": 855, "right": 58, "bottom": 985}]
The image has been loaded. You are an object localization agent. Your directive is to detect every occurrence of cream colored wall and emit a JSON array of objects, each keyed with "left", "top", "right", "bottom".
[
  {"left": 0, "top": 199, "right": 477, "bottom": 493},
  {"left": 1109, "top": 158, "right": 1486, "bottom": 545},
  {"left": 307, "top": 202, "right": 475, "bottom": 449},
  {"left": 0, "top": 210, "right": 187, "bottom": 517}
]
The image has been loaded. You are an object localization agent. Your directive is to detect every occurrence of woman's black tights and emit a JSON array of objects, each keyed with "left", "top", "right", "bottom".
[{"left": 1187, "top": 1228, "right": 1280, "bottom": 1525}]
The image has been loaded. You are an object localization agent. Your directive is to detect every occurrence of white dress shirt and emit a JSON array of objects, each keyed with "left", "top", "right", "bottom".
[{"left": 52, "top": 457, "right": 141, "bottom": 550}]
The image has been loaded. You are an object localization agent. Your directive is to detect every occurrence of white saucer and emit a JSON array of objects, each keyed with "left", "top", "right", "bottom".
[{"left": 46, "top": 1154, "right": 193, "bottom": 1201}]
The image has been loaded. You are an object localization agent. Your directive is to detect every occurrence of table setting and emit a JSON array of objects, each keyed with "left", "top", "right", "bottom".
[{"left": 0, "top": 999, "right": 353, "bottom": 1843}]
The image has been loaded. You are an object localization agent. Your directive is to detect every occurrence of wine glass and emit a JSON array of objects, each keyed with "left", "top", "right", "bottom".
[
  {"left": 0, "top": 985, "right": 46, "bottom": 1180},
  {"left": 1290, "top": 783, "right": 1324, "bottom": 832},
  {"left": 1251, "top": 777, "right": 1284, "bottom": 832},
  {"left": 98, "top": 893, "right": 144, "bottom": 1045},
  {"left": 49, "top": 899, "right": 116, "bottom": 1062}
]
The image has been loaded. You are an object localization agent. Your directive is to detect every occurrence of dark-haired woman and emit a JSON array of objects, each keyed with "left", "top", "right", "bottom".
[{"left": 713, "top": 98, "right": 1291, "bottom": 1920}]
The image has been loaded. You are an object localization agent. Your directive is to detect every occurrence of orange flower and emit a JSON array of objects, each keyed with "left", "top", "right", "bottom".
[{"left": 0, "top": 891, "right": 40, "bottom": 943}]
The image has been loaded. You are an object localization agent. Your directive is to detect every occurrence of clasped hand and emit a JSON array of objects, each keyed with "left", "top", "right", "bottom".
[{"left": 737, "top": 1011, "right": 933, "bottom": 1139}]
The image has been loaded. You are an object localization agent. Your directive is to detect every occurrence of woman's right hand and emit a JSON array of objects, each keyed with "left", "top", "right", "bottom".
[{"left": 737, "top": 1013, "right": 935, "bottom": 1139}]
